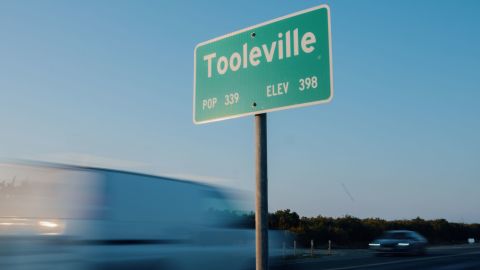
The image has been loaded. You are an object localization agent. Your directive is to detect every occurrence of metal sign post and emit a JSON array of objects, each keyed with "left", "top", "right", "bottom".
[{"left": 255, "top": 113, "right": 268, "bottom": 270}]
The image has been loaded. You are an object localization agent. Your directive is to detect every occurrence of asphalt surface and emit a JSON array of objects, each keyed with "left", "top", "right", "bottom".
[{"left": 272, "top": 245, "right": 480, "bottom": 270}]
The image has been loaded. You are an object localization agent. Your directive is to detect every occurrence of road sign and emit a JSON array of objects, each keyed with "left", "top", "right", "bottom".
[{"left": 193, "top": 5, "right": 333, "bottom": 124}]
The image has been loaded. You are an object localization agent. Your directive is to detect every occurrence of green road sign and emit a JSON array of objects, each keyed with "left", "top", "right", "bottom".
[{"left": 193, "top": 5, "right": 333, "bottom": 124}]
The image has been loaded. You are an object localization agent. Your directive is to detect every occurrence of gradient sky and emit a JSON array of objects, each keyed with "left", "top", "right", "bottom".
[{"left": 1, "top": 0, "right": 479, "bottom": 222}]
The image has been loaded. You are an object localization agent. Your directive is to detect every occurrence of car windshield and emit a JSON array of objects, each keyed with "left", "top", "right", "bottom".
[{"left": 381, "top": 232, "right": 411, "bottom": 240}]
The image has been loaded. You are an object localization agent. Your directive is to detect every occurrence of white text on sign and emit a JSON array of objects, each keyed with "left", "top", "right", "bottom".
[
  {"left": 267, "top": 82, "right": 289, "bottom": 97},
  {"left": 202, "top": 98, "right": 217, "bottom": 110},
  {"left": 225, "top": 92, "right": 240, "bottom": 106},
  {"left": 299, "top": 76, "right": 318, "bottom": 90},
  {"left": 202, "top": 29, "right": 316, "bottom": 78}
]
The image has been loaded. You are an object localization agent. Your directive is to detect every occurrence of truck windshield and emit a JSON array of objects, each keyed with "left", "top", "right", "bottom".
[{"left": 0, "top": 163, "right": 103, "bottom": 219}]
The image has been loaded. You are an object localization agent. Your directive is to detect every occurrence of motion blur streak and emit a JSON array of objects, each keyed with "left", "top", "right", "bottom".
[{"left": 0, "top": 161, "right": 282, "bottom": 270}]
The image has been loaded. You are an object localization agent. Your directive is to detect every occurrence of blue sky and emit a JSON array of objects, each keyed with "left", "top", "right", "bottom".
[{"left": 1, "top": 0, "right": 479, "bottom": 222}]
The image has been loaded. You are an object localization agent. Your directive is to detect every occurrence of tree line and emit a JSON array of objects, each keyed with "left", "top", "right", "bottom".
[{"left": 222, "top": 209, "right": 480, "bottom": 248}]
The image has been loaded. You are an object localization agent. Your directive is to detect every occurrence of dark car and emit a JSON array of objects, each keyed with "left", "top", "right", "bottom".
[{"left": 369, "top": 230, "right": 428, "bottom": 255}]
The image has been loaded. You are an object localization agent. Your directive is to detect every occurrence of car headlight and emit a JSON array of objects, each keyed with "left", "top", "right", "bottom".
[
  {"left": 369, "top": 243, "right": 380, "bottom": 247},
  {"left": 397, "top": 243, "right": 410, "bottom": 246}
]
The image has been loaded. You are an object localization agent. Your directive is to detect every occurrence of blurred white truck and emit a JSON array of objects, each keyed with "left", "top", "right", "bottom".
[{"left": 0, "top": 161, "right": 272, "bottom": 270}]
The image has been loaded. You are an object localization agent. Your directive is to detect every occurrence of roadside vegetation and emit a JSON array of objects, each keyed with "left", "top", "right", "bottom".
[{"left": 223, "top": 209, "right": 480, "bottom": 248}]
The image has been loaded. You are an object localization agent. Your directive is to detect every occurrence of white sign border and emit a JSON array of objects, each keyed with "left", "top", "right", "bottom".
[{"left": 193, "top": 4, "right": 333, "bottom": 125}]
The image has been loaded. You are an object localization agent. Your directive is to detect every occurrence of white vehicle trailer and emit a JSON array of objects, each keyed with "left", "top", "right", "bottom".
[{"left": 0, "top": 162, "right": 257, "bottom": 270}]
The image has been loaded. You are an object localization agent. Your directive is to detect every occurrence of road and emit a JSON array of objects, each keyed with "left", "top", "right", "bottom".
[{"left": 272, "top": 245, "right": 480, "bottom": 270}]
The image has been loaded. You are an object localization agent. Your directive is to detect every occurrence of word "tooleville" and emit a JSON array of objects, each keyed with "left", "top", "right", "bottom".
[{"left": 202, "top": 28, "right": 317, "bottom": 78}]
